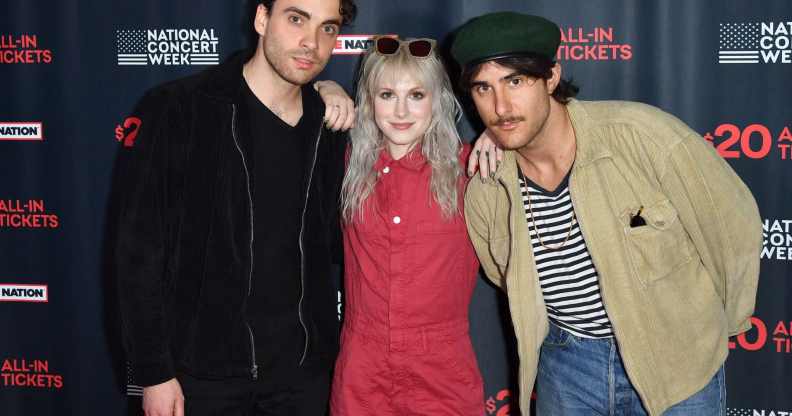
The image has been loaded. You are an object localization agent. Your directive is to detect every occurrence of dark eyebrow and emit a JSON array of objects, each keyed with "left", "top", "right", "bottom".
[
  {"left": 500, "top": 71, "right": 524, "bottom": 82},
  {"left": 283, "top": 6, "right": 341, "bottom": 26},
  {"left": 322, "top": 17, "right": 342, "bottom": 26},
  {"left": 283, "top": 6, "right": 311, "bottom": 20}
]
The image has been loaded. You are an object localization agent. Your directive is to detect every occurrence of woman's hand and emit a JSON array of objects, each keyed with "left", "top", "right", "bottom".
[
  {"left": 315, "top": 80, "right": 356, "bottom": 131},
  {"left": 467, "top": 130, "right": 504, "bottom": 179}
]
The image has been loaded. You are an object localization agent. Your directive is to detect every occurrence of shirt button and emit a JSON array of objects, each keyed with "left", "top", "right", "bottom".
[
  {"left": 383, "top": 166, "right": 390, "bottom": 174},
  {"left": 393, "top": 216, "right": 401, "bottom": 224}
]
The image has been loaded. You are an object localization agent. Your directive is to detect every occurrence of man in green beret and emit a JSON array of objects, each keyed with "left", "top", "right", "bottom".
[{"left": 455, "top": 11, "right": 761, "bottom": 416}]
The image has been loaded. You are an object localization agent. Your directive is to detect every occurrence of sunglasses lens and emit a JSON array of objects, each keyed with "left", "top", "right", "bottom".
[
  {"left": 408, "top": 40, "right": 432, "bottom": 57},
  {"left": 376, "top": 37, "right": 400, "bottom": 55}
]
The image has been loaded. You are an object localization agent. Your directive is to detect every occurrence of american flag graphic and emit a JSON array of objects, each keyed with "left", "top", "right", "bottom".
[
  {"left": 116, "top": 30, "right": 148, "bottom": 66},
  {"left": 726, "top": 409, "right": 753, "bottom": 416},
  {"left": 718, "top": 23, "right": 760, "bottom": 64},
  {"left": 116, "top": 29, "right": 220, "bottom": 66}
]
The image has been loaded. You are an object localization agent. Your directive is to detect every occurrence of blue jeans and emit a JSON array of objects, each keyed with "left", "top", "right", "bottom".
[{"left": 536, "top": 323, "right": 725, "bottom": 416}]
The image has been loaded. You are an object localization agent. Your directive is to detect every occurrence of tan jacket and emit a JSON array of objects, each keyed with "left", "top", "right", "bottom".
[{"left": 465, "top": 99, "right": 761, "bottom": 415}]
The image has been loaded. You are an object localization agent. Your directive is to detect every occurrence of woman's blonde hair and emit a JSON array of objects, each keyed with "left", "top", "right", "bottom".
[{"left": 341, "top": 39, "right": 464, "bottom": 223}]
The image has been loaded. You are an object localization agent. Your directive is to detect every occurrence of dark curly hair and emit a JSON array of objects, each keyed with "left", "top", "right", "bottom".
[
  {"left": 259, "top": 0, "right": 357, "bottom": 26},
  {"left": 460, "top": 53, "right": 579, "bottom": 104}
]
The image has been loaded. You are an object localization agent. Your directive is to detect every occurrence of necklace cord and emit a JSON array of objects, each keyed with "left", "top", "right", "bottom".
[{"left": 518, "top": 165, "right": 575, "bottom": 251}]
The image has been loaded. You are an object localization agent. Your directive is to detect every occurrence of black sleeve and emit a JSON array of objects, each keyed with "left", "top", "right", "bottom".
[{"left": 111, "top": 88, "right": 180, "bottom": 387}]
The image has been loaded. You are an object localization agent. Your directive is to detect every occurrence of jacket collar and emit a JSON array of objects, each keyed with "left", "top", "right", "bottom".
[
  {"left": 491, "top": 99, "right": 611, "bottom": 184},
  {"left": 198, "top": 48, "right": 255, "bottom": 103},
  {"left": 566, "top": 99, "right": 612, "bottom": 167}
]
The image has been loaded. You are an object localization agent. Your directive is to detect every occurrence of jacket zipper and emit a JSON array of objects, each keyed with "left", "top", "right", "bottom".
[
  {"left": 230, "top": 103, "right": 258, "bottom": 380},
  {"left": 298, "top": 125, "right": 323, "bottom": 366}
]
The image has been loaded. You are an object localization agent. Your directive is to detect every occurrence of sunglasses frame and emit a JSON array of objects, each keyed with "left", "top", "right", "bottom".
[{"left": 372, "top": 36, "right": 437, "bottom": 58}]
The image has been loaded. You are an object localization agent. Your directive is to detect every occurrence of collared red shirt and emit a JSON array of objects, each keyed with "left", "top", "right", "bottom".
[{"left": 342, "top": 144, "right": 479, "bottom": 338}]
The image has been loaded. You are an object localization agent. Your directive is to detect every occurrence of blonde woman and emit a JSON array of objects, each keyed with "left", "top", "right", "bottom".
[{"left": 330, "top": 37, "right": 484, "bottom": 415}]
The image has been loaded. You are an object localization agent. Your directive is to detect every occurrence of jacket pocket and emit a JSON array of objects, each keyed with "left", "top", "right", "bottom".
[{"left": 623, "top": 199, "right": 695, "bottom": 286}]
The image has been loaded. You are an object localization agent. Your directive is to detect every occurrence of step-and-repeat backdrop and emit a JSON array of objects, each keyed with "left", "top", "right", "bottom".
[{"left": 1, "top": 1, "right": 789, "bottom": 415}]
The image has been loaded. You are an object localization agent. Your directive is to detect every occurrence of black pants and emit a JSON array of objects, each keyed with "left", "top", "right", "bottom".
[{"left": 177, "top": 367, "right": 331, "bottom": 416}]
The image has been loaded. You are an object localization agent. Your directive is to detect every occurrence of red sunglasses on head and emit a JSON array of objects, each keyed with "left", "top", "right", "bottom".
[{"left": 373, "top": 37, "right": 436, "bottom": 58}]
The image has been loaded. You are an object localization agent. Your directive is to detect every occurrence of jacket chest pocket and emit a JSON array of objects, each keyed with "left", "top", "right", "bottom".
[{"left": 623, "top": 199, "right": 695, "bottom": 286}]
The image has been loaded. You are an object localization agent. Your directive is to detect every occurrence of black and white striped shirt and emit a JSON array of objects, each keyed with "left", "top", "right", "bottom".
[{"left": 519, "top": 172, "right": 613, "bottom": 339}]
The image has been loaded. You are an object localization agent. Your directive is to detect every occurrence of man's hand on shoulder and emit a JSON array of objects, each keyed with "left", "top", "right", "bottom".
[
  {"left": 315, "top": 80, "right": 355, "bottom": 132},
  {"left": 142, "top": 378, "right": 184, "bottom": 416}
]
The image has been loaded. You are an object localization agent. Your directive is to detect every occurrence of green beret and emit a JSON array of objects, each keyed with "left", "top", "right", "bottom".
[{"left": 451, "top": 12, "right": 561, "bottom": 68}]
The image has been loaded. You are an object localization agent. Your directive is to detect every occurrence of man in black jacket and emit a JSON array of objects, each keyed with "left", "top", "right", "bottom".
[{"left": 113, "top": 0, "right": 357, "bottom": 415}]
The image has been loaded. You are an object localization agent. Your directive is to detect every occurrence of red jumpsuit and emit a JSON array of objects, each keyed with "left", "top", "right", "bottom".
[{"left": 330, "top": 145, "right": 484, "bottom": 415}]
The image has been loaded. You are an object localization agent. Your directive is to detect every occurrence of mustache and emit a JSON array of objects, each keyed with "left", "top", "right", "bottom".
[
  {"left": 489, "top": 116, "right": 526, "bottom": 126},
  {"left": 487, "top": 116, "right": 525, "bottom": 126}
]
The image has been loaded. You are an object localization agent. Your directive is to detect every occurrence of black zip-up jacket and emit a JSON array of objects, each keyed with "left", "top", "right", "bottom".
[{"left": 113, "top": 49, "right": 345, "bottom": 387}]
